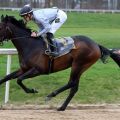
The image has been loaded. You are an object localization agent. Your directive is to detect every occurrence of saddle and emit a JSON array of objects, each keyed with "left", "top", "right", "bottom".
[{"left": 45, "top": 37, "right": 75, "bottom": 58}]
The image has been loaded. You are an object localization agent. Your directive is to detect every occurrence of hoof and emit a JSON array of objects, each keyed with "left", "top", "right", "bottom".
[
  {"left": 26, "top": 88, "right": 38, "bottom": 93},
  {"left": 57, "top": 107, "right": 66, "bottom": 111},
  {"left": 45, "top": 96, "right": 52, "bottom": 102},
  {"left": 32, "top": 89, "right": 38, "bottom": 93}
]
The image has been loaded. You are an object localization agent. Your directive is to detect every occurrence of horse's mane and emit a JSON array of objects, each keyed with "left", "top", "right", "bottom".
[{"left": 1, "top": 15, "right": 31, "bottom": 33}]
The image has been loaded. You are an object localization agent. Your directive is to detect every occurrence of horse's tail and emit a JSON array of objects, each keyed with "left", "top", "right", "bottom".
[{"left": 99, "top": 45, "right": 120, "bottom": 67}]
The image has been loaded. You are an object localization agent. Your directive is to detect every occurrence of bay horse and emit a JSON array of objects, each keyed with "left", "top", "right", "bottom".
[{"left": 0, "top": 15, "right": 119, "bottom": 111}]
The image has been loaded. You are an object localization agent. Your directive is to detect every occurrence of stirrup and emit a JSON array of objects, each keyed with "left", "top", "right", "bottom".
[
  {"left": 45, "top": 50, "right": 59, "bottom": 57},
  {"left": 45, "top": 50, "right": 51, "bottom": 55}
]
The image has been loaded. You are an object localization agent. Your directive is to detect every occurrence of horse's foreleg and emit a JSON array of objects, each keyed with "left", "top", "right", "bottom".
[
  {"left": 0, "top": 69, "right": 23, "bottom": 85},
  {"left": 17, "top": 68, "right": 40, "bottom": 93}
]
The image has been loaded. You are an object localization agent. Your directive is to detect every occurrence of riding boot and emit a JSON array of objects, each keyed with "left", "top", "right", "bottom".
[{"left": 46, "top": 32, "right": 59, "bottom": 57}]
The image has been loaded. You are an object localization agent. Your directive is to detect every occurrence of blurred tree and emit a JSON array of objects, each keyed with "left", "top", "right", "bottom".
[
  {"left": 45, "top": 0, "right": 53, "bottom": 7},
  {"left": 117, "top": 0, "right": 120, "bottom": 9},
  {"left": 68, "top": 0, "right": 75, "bottom": 9},
  {"left": 17, "top": 0, "right": 23, "bottom": 7},
  {"left": 88, "top": 0, "right": 102, "bottom": 9},
  {"left": 52, "top": 0, "right": 66, "bottom": 8}
]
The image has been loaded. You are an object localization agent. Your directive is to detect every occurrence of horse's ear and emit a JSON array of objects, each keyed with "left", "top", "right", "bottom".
[{"left": 1, "top": 15, "right": 4, "bottom": 21}]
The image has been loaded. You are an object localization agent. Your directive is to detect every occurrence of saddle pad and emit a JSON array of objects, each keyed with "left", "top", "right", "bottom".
[{"left": 53, "top": 37, "right": 75, "bottom": 58}]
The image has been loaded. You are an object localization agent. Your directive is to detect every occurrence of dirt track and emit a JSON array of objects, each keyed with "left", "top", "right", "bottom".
[
  {"left": 0, "top": 109, "right": 120, "bottom": 120},
  {"left": 0, "top": 104, "right": 120, "bottom": 120}
]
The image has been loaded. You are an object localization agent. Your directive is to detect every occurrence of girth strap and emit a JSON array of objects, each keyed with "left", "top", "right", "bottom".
[{"left": 48, "top": 56, "right": 54, "bottom": 74}]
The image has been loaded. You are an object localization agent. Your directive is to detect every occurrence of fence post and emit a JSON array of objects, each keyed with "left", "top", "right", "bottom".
[{"left": 4, "top": 55, "right": 11, "bottom": 103}]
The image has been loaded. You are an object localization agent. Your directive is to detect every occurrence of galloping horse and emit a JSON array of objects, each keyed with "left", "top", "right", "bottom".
[{"left": 0, "top": 15, "right": 119, "bottom": 111}]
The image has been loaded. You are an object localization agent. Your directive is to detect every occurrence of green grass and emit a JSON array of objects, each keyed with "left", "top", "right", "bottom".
[
  {"left": 0, "top": 11, "right": 120, "bottom": 105},
  {"left": 64, "top": 12, "right": 120, "bottom": 28}
]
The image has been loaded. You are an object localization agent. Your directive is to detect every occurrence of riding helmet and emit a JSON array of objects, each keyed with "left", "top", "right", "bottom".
[{"left": 20, "top": 5, "right": 33, "bottom": 16}]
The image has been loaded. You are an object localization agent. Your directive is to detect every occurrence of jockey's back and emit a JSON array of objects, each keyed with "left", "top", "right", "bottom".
[{"left": 33, "top": 8, "right": 58, "bottom": 24}]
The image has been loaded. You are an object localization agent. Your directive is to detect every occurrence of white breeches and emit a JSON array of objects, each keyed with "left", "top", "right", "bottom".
[{"left": 49, "top": 10, "right": 67, "bottom": 34}]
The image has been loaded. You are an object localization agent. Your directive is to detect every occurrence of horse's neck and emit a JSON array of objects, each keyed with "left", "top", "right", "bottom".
[
  {"left": 11, "top": 26, "right": 32, "bottom": 54},
  {"left": 10, "top": 25, "right": 45, "bottom": 56}
]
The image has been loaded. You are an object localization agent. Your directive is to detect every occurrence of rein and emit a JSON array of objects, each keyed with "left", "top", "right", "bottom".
[
  {"left": 1, "top": 26, "right": 56, "bottom": 48},
  {"left": 11, "top": 35, "right": 56, "bottom": 48},
  {"left": 6, "top": 26, "right": 31, "bottom": 40},
  {"left": 12, "top": 36, "right": 30, "bottom": 40},
  {"left": 0, "top": 36, "right": 31, "bottom": 46}
]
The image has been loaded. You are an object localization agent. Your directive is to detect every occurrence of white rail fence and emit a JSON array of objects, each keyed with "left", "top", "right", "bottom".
[{"left": 0, "top": 48, "right": 17, "bottom": 103}]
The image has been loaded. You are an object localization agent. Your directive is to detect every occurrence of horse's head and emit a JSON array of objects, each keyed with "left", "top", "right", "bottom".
[
  {"left": 0, "top": 15, "right": 13, "bottom": 45},
  {"left": 0, "top": 15, "right": 31, "bottom": 45}
]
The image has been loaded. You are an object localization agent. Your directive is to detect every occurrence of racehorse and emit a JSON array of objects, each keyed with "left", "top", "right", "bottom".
[{"left": 0, "top": 15, "right": 119, "bottom": 111}]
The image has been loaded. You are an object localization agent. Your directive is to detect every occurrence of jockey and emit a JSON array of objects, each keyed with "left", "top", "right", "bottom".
[{"left": 19, "top": 4, "right": 67, "bottom": 57}]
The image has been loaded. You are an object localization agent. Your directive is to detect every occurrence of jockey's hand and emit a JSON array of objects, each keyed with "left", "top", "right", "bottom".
[{"left": 31, "top": 32, "right": 38, "bottom": 37}]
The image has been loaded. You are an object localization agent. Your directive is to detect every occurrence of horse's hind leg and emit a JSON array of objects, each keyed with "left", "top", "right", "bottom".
[
  {"left": 57, "top": 67, "right": 81, "bottom": 111},
  {"left": 46, "top": 65, "right": 81, "bottom": 110},
  {"left": 46, "top": 82, "right": 74, "bottom": 101},
  {"left": 46, "top": 71, "right": 79, "bottom": 101},
  {"left": 46, "top": 62, "right": 83, "bottom": 102},
  {"left": 0, "top": 69, "right": 23, "bottom": 85},
  {"left": 58, "top": 82, "right": 79, "bottom": 111},
  {"left": 17, "top": 67, "right": 40, "bottom": 93},
  {"left": 57, "top": 58, "right": 99, "bottom": 111}
]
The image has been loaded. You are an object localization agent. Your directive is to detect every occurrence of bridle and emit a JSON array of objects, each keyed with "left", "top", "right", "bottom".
[
  {"left": 0, "top": 25, "right": 30, "bottom": 46},
  {"left": 0, "top": 24, "right": 55, "bottom": 47}
]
